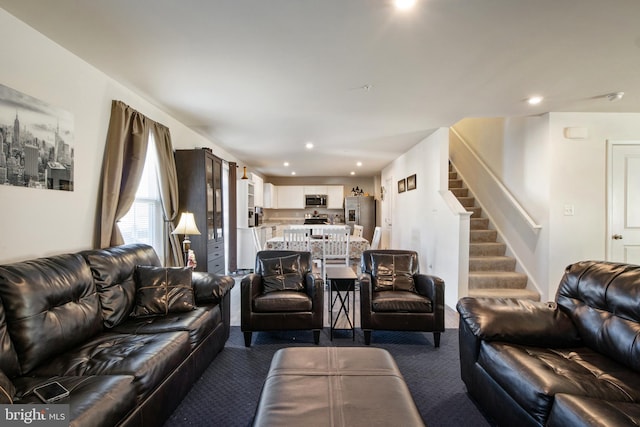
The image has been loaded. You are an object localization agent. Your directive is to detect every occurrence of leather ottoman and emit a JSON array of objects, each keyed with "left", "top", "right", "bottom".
[{"left": 252, "top": 347, "right": 425, "bottom": 427}]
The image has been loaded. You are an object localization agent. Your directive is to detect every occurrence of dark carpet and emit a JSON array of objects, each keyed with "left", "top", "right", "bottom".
[{"left": 164, "top": 327, "right": 492, "bottom": 427}]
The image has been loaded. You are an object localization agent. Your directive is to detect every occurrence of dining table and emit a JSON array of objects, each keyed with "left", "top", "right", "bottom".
[{"left": 264, "top": 235, "right": 370, "bottom": 260}]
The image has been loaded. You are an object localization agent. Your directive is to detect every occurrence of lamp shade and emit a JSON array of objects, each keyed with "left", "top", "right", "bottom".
[{"left": 172, "top": 212, "right": 201, "bottom": 235}]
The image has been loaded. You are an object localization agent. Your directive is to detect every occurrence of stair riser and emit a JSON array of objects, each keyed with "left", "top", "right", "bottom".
[
  {"left": 449, "top": 172, "right": 457, "bottom": 179},
  {"left": 470, "top": 230, "right": 498, "bottom": 243},
  {"left": 470, "top": 243, "right": 506, "bottom": 256},
  {"left": 468, "top": 289, "right": 541, "bottom": 301},
  {"left": 469, "top": 274, "right": 528, "bottom": 289},
  {"left": 470, "top": 218, "right": 489, "bottom": 230},
  {"left": 457, "top": 197, "right": 475, "bottom": 207},
  {"left": 450, "top": 188, "right": 468, "bottom": 197},
  {"left": 449, "top": 179, "right": 463, "bottom": 189},
  {"left": 469, "top": 258, "right": 516, "bottom": 271}
]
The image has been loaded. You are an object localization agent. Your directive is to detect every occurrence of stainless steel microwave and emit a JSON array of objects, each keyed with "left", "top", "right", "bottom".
[{"left": 305, "top": 194, "right": 327, "bottom": 208}]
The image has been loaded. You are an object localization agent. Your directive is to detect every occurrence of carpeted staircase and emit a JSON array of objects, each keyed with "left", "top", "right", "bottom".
[{"left": 449, "top": 164, "right": 540, "bottom": 301}]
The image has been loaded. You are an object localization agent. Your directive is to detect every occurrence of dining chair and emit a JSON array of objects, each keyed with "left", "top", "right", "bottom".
[
  {"left": 352, "top": 224, "right": 364, "bottom": 238},
  {"left": 321, "top": 228, "right": 351, "bottom": 284},
  {"left": 370, "top": 226, "right": 382, "bottom": 250},
  {"left": 283, "top": 228, "right": 310, "bottom": 251}
]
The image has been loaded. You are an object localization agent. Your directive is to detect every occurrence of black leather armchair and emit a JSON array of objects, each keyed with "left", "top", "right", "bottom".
[
  {"left": 358, "top": 250, "right": 445, "bottom": 347},
  {"left": 241, "top": 250, "right": 324, "bottom": 347}
]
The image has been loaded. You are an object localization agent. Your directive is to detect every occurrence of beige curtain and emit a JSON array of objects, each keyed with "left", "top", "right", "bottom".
[
  {"left": 99, "top": 101, "right": 182, "bottom": 266},
  {"left": 99, "top": 100, "right": 149, "bottom": 248},
  {"left": 151, "top": 123, "right": 182, "bottom": 266}
]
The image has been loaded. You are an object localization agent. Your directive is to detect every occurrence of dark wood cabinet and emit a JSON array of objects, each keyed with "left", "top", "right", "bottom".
[{"left": 174, "top": 149, "right": 225, "bottom": 274}]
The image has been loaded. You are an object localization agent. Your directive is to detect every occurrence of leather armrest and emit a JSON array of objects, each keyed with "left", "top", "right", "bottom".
[
  {"left": 240, "top": 273, "right": 263, "bottom": 315},
  {"left": 456, "top": 297, "right": 582, "bottom": 347},
  {"left": 414, "top": 274, "right": 444, "bottom": 301},
  {"left": 192, "top": 272, "right": 234, "bottom": 304}
]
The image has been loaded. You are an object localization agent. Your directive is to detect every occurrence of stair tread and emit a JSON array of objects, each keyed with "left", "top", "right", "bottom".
[{"left": 469, "top": 271, "right": 527, "bottom": 278}]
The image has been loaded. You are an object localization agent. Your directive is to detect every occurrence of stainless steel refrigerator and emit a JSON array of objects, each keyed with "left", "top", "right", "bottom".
[{"left": 345, "top": 196, "right": 376, "bottom": 242}]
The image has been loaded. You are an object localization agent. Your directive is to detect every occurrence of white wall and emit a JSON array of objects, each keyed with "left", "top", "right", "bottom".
[
  {"left": 452, "top": 113, "right": 640, "bottom": 300},
  {"left": 382, "top": 128, "right": 466, "bottom": 308},
  {"left": 0, "top": 10, "right": 239, "bottom": 263}
]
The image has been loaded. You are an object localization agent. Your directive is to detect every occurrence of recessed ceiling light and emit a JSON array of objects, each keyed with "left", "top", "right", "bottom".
[
  {"left": 394, "top": 0, "right": 416, "bottom": 11},
  {"left": 527, "top": 96, "right": 543, "bottom": 105},
  {"left": 356, "top": 161, "right": 362, "bottom": 167},
  {"left": 283, "top": 161, "right": 289, "bottom": 167},
  {"left": 305, "top": 142, "right": 314, "bottom": 149},
  {"left": 291, "top": 171, "right": 296, "bottom": 176},
  {"left": 607, "top": 92, "right": 624, "bottom": 102},
  {"left": 350, "top": 171, "right": 356, "bottom": 176}
]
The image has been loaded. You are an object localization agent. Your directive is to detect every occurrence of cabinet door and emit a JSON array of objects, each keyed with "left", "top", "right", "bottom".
[
  {"left": 205, "top": 156, "right": 215, "bottom": 240},
  {"left": 304, "top": 185, "right": 327, "bottom": 195},
  {"left": 252, "top": 174, "right": 264, "bottom": 207},
  {"left": 264, "top": 183, "right": 277, "bottom": 208},
  {"left": 327, "top": 185, "right": 344, "bottom": 209},
  {"left": 276, "top": 186, "right": 304, "bottom": 209},
  {"left": 212, "top": 156, "right": 224, "bottom": 241}
]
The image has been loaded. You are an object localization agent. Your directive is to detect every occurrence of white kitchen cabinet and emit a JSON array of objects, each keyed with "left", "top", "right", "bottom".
[
  {"left": 264, "top": 183, "right": 277, "bottom": 208},
  {"left": 276, "top": 186, "right": 304, "bottom": 209},
  {"left": 237, "top": 180, "right": 255, "bottom": 229},
  {"left": 304, "top": 185, "right": 327, "bottom": 195},
  {"left": 327, "top": 185, "right": 344, "bottom": 209},
  {"left": 251, "top": 173, "right": 264, "bottom": 207}
]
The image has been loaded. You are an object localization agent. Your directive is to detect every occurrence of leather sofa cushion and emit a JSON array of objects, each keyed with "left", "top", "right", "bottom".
[
  {"left": 372, "top": 291, "right": 432, "bottom": 313},
  {"left": 81, "top": 243, "right": 162, "bottom": 328},
  {"left": 547, "top": 394, "right": 640, "bottom": 427},
  {"left": 371, "top": 254, "right": 416, "bottom": 292},
  {"left": 556, "top": 261, "right": 640, "bottom": 372},
  {"left": 259, "top": 254, "right": 305, "bottom": 294},
  {"left": 30, "top": 331, "right": 191, "bottom": 401},
  {"left": 14, "top": 375, "right": 137, "bottom": 427},
  {"left": 479, "top": 342, "right": 640, "bottom": 424},
  {"left": 132, "top": 266, "right": 195, "bottom": 317},
  {"left": 253, "top": 291, "right": 313, "bottom": 312},
  {"left": 113, "top": 305, "right": 221, "bottom": 350},
  {"left": 0, "top": 302, "right": 20, "bottom": 377},
  {"left": 0, "top": 253, "right": 102, "bottom": 374}
]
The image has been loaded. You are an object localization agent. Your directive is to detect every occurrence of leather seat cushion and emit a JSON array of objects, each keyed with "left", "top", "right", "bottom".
[
  {"left": 371, "top": 291, "right": 432, "bottom": 313},
  {"left": 14, "top": 375, "right": 137, "bottom": 427},
  {"left": 113, "top": 305, "right": 221, "bottom": 350},
  {"left": 479, "top": 342, "right": 640, "bottom": 424},
  {"left": 29, "top": 331, "right": 190, "bottom": 401},
  {"left": 547, "top": 393, "right": 640, "bottom": 427},
  {"left": 253, "top": 291, "right": 313, "bottom": 312},
  {"left": 253, "top": 347, "right": 424, "bottom": 427}
]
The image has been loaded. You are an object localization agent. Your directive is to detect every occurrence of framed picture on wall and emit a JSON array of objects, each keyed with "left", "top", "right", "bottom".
[
  {"left": 407, "top": 174, "right": 416, "bottom": 191},
  {"left": 398, "top": 178, "right": 406, "bottom": 193}
]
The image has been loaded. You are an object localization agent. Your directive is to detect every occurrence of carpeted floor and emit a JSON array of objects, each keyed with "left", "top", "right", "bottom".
[{"left": 164, "top": 327, "right": 492, "bottom": 427}]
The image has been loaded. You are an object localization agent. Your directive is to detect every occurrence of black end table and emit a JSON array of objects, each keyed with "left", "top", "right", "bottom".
[{"left": 326, "top": 265, "right": 357, "bottom": 340}]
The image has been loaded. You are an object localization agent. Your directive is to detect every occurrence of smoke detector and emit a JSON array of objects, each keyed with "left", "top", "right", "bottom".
[{"left": 607, "top": 92, "right": 624, "bottom": 102}]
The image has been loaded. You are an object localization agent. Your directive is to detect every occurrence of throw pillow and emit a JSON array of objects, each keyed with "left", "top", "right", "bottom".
[
  {"left": 132, "top": 266, "right": 195, "bottom": 317},
  {"left": 372, "top": 254, "right": 416, "bottom": 292},
  {"left": 259, "top": 254, "right": 305, "bottom": 293},
  {"left": 0, "top": 370, "right": 15, "bottom": 404}
]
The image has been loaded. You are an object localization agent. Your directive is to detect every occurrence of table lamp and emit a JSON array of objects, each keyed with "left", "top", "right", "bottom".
[{"left": 172, "top": 212, "right": 201, "bottom": 265}]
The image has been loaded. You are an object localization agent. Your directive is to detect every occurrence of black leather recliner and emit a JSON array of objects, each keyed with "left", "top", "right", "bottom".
[
  {"left": 241, "top": 250, "right": 324, "bottom": 346},
  {"left": 358, "top": 250, "right": 445, "bottom": 347}
]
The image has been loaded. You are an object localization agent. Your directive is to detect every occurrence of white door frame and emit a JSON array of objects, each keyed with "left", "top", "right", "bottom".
[{"left": 606, "top": 140, "right": 640, "bottom": 261}]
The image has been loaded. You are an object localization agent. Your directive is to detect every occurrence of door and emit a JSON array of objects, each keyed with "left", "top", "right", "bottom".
[{"left": 608, "top": 142, "right": 640, "bottom": 263}]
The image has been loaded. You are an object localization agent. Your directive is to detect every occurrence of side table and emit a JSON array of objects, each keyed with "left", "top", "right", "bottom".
[{"left": 326, "top": 265, "right": 357, "bottom": 340}]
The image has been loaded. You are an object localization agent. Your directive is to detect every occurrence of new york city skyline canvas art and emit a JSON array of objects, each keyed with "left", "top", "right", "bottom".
[{"left": 0, "top": 83, "right": 74, "bottom": 191}]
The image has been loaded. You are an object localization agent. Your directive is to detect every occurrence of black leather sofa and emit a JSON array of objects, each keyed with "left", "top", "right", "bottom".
[
  {"left": 457, "top": 261, "right": 640, "bottom": 427},
  {"left": 0, "top": 243, "right": 234, "bottom": 427}
]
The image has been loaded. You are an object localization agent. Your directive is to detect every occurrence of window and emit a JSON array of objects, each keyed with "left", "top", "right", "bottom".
[{"left": 119, "top": 134, "right": 164, "bottom": 261}]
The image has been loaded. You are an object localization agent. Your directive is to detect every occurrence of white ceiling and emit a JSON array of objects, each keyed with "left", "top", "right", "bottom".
[{"left": 2, "top": 0, "right": 640, "bottom": 177}]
